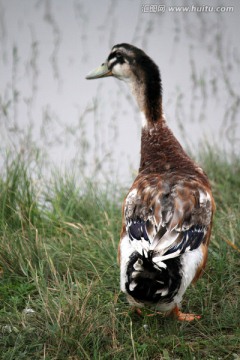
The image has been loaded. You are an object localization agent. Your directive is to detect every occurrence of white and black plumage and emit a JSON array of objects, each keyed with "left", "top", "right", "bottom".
[{"left": 86, "top": 43, "right": 215, "bottom": 321}]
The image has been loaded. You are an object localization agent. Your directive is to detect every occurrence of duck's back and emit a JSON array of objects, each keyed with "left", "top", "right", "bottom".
[{"left": 119, "top": 163, "right": 214, "bottom": 310}]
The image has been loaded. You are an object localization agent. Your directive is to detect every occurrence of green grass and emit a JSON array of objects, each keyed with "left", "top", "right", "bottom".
[{"left": 0, "top": 151, "right": 239, "bottom": 359}]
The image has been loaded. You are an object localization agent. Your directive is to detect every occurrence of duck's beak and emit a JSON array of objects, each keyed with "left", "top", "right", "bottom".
[{"left": 86, "top": 61, "right": 112, "bottom": 80}]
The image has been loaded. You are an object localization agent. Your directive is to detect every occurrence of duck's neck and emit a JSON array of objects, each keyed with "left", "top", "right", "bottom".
[
  {"left": 129, "top": 75, "right": 204, "bottom": 177},
  {"left": 139, "top": 120, "right": 189, "bottom": 174},
  {"left": 129, "top": 67, "right": 162, "bottom": 125}
]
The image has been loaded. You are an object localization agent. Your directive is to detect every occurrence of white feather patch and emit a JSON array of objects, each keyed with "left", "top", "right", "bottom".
[
  {"left": 199, "top": 189, "right": 211, "bottom": 205},
  {"left": 119, "top": 235, "right": 135, "bottom": 293},
  {"left": 173, "top": 248, "right": 203, "bottom": 305},
  {"left": 140, "top": 111, "right": 148, "bottom": 128}
]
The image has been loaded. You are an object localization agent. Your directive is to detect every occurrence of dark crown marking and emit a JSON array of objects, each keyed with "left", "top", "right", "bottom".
[{"left": 110, "top": 43, "right": 163, "bottom": 122}]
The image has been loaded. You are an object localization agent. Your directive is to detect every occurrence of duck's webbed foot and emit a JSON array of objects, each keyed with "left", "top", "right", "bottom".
[{"left": 171, "top": 306, "right": 201, "bottom": 321}]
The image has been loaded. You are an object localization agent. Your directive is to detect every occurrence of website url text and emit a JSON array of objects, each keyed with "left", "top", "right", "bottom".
[{"left": 142, "top": 4, "right": 234, "bottom": 13}]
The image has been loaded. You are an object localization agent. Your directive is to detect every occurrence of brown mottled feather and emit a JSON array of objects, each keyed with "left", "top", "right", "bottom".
[{"left": 119, "top": 116, "right": 215, "bottom": 275}]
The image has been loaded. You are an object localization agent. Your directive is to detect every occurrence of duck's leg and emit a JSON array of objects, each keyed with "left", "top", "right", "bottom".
[
  {"left": 133, "top": 307, "right": 143, "bottom": 316},
  {"left": 171, "top": 306, "right": 201, "bottom": 321},
  {"left": 132, "top": 307, "right": 163, "bottom": 317}
]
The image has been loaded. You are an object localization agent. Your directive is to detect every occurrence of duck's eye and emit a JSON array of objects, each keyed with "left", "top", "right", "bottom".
[{"left": 115, "top": 52, "right": 122, "bottom": 59}]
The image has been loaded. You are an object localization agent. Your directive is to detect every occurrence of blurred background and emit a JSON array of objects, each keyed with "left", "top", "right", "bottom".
[{"left": 0, "top": 0, "right": 239, "bottom": 186}]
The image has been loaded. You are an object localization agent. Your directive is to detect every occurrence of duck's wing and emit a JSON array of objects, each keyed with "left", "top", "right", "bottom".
[{"left": 123, "top": 173, "right": 214, "bottom": 267}]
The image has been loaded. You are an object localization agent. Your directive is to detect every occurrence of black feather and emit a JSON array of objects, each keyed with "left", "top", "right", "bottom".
[
  {"left": 126, "top": 252, "right": 182, "bottom": 303},
  {"left": 128, "top": 219, "right": 150, "bottom": 242},
  {"left": 165, "top": 225, "right": 205, "bottom": 256}
]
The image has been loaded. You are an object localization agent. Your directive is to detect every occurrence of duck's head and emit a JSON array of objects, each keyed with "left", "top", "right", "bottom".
[
  {"left": 86, "top": 43, "right": 160, "bottom": 84},
  {"left": 86, "top": 43, "right": 162, "bottom": 123}
]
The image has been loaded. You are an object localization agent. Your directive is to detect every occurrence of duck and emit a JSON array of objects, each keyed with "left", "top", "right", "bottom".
[{"left": 86, "top": 43, "right": 215, "bottom": 321}]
